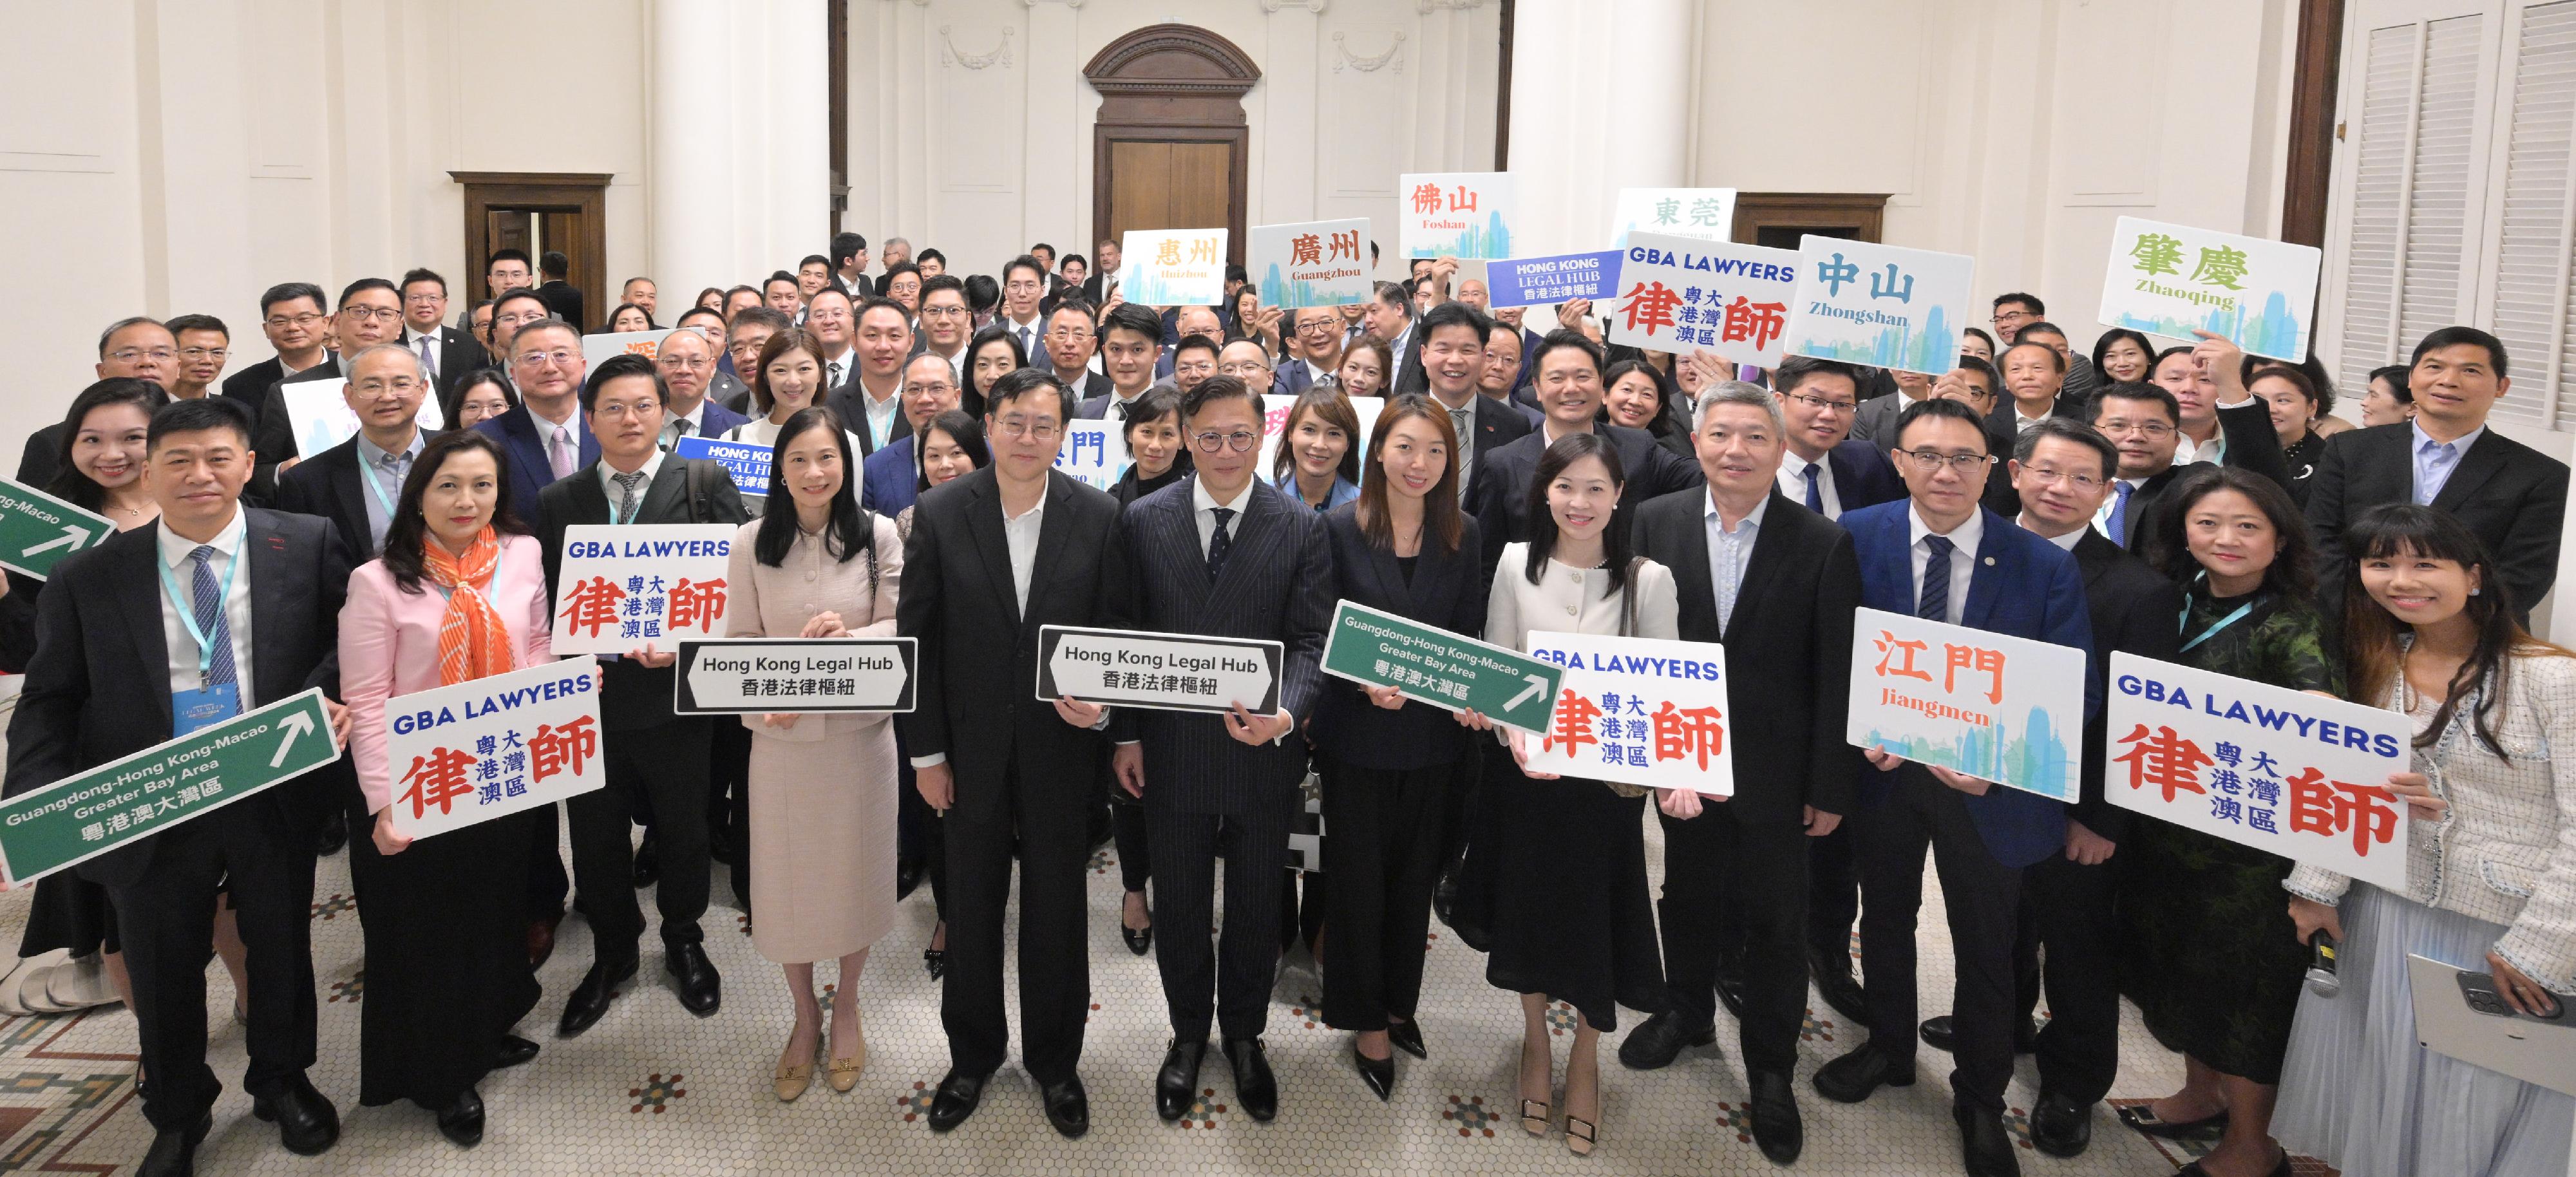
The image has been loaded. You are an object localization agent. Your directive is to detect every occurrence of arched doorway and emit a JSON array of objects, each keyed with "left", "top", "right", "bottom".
[{"left": 1084, "top": 24, "right": 1260, "bottom": 268}]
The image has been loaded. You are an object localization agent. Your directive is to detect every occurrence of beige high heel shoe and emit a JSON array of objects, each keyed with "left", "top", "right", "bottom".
[
  {"left": 826, "top": 1010, "right": 867, "bottom": 1093},
  {"left": 774, "top": 1030, "right": 820, "bottom": 1102}
]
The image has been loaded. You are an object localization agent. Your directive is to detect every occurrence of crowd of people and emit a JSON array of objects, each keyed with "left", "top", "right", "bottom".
[{"left": 2, "top": 231, "right": 2572, "bottom": 1177}]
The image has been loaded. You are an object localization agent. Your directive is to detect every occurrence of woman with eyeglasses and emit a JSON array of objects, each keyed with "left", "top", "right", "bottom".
[
  {"left": 440, "top": 367, "right": 519, "bottom": 433},
  {"left": 2117, "top": 466, "right": 2338, "bottom": 1177}
]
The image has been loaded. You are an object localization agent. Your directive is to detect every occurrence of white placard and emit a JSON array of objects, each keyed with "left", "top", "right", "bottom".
[
  {"left": 1606, "top": 232, "right": 1801, "bottom": 366},
  {"left": 1609, "top": 187, "right": 1737, "bottom": 249},
  {"left": 279, "top": 377, "right": 444, "bottom": 458},
  {"left": 1054, "top": 420, "right": 1133, "bottom": 492},
  {"left": 1399, "top": 172, "right": 1519, "bottom": 260},
  {"left": 1846, "top": 607, "right": 2088, "bottom": 800},
  {"left": 581, "top": 329, "right": 664, "bottom": 371},
  {"left": 1247, "top": 218, "right": 1373, "bottom": 309},
  {"left": 1118, "top": 229, "right": 1229, "bottom": 307},
  {"left": 674, "top": 637, "right": 915, "bottom": 714},
  {"left": 382, "top": 657, "right": 603, "bottom": 840},
  {"left": 1521, "top": 632, "right": 1734, "bottom": 796},
  {"left": 1036, "top": 625, "right": 1282, "bottom": 716},
  {"left": 549, "top": 523, "right": 738, "bottom": 655},
  {"left": 2096, "top": 217, "right": 2322, "bottom": 362},
  {"left": 1783, "top": 236, "right": 1978, "bottom": 377}
]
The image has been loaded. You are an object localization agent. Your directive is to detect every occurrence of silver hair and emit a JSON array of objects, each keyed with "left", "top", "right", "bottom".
[
  {"left": 97, "top": 315, "right": 170, "bottom": 357},
  {"left": 345, "top": 341, "right": 431, "bottom": 384},
  {"left": 886, "top": 236, "right": 911, "bottom": 250},
  {"left": 1694, "top": 379, "right": 1785, "bottom": 433}
]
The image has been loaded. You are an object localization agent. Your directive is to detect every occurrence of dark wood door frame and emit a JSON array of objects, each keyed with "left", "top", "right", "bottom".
[
  {"left": 2280, "top": 0, "right": 2345, "bottom": 248},
  {"left": 1732, "top": 193, "right": 1890, "bottom": 245},
  {"left": 450, "top": 171, "right": 611, "bottom": 317},
  {"left": 1084, "top": 24, "right": 1261, "bottom": 267}
]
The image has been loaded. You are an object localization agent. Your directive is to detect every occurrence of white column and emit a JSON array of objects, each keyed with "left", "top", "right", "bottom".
[
  {"left": 1262, "top": 1, "right": 1326, "bottom": 224},
  {"left": 650, "top": 0, "right": 736, "bottom": 299},
  {"left": 1024, "top": 0, "right": 1085, "bottom": 270},
  {"left": 765, "top": 0, "right": 831, "bottom": 268},
  {"left": 1506, "top": 0, "right": 1687, "bottom": 254}
]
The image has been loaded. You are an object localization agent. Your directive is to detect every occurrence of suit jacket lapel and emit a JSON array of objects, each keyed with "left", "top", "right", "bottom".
[
  {"left": 331, "top": 451, "right": 371, "bottom": 556},
  {"left": 963, "top": 473, "right": 1022, "bottom": 628},
  {"left": 1164, "top": 480, "right": 1213, "bottom": 613},
  {"left": 1206, "top": 480, "right": 1282, "bottom": 610},
  {"left": 243, "top": 511, "right": 286, "bottom": 706},
  {"left": 1723, "top": 493, "right": 1794, "bottom": 643},
  {"left": 1962, "top": 511, "right": 2010, "bottom": 628},
  {"left": 635, "top": 460, "right": 690, "bottom": 522},
  {"left": 2430, "top": 431, "right": 2510, "bottom": 513},
  {"left": 118, "top": 532, "right": 175, "bottom": 731}
]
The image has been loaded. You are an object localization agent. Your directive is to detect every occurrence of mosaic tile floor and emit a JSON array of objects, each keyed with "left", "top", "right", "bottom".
[{"left": 0, "top": 814, "right": 2323, "bottom": 1176}]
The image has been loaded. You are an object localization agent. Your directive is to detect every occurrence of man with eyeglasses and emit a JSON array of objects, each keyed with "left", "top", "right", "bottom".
[
  {"left": 1156, "top": 306, "right": 1223, "bottom": 381},
  {"left": 1041, "top": 302, "right": 1112, "bottom": 402},
  {"left": 1076, "top": 304, "right": 1168, "bottom": 422},
  {"left": 165, "top": 315, "right": 231, "bottom": 402},
  {"left": 826, "top": 297, "right": 918, "bottom": 455},
  {"left": 397, "top": 268, "right": 489, "bottom": 399},
  {"left": 1471, "top": 328, "right": 1692, "bottom": 574},
  {"left": 1167, "top": 336, "right": 1219, "bottom": 395},
  {"left": 671, "top": 308, "right": 744, "bottom": 412},
  {"left": 474, "top": 318, "right": 598, "bottom": 516},
  {"left": 1214, "top": 339, "right": 1271, "bottom": 390},
  {"left": 916, "top": 276, "right": 975, "bottom": 388},
  {"left": 901, "top": 368, "right": 1132, "bottom": 1139},
  {"left": 256, "top": 278, "right": 410, "bottom": 495},
  {"left": 719, "top": 308, "right": 791, "bottom": 415},
  {"left": 1271, "top": 308, "right": 1343, "bottom": 397},
  {"left": 996, "top": 256, "right": 1050, "bottom": 359},
  {"left": 275, "top": 343, "right": 428, "bottom": 563},
  {"left": 1108, "top": 374, "right": 1332, "bottom": 1127},
  {"left": 2085, "top": 379, "right": 2259, "bottom": 556},
  {"left": 805, "top": 287, "right": 860, "bottom": 400},
  {"left": 652, "top": 325, "right": 749, "bottom": 449},
  {"left": 17, "top": 317, "right": 181, "bottom": 490},
  {"left": 1987, "top": 292, "right": 2044, "bottom": 345},
  {"left": 1772, "top": 356, "right": 1904, "bottom": 524},
  {"left": 1920, "top": 416, "right": 2179, "bottom": 1162},
  {"left": 222, "top": 283, "right": 331, "bottom": 421},
  {"left": 882, "top": 263, "right": 923, "bottom": 322},
  {"left": 486, "top": 288, "right": 556, "bottom": 373},
  {"left": 1813, "top": 396, "right": 2095, "bottom": 1177},
  {"left": 860, "top": 352, "right": 966, "bottom": 516}
]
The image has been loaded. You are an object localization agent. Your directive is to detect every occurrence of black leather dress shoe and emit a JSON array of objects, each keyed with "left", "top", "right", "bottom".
[
  {"left": 631, "top": 831, "right": 659, "bottom": 889},
  {"left": 1041, "top": 1073, "right": 1089, "bottom": 1138},
  {"left": 557, "top": 957, "right": 638, "bottom": 1038},
  {"left": 1810, "top": 1043, "right": 1913, "bottom": 1104},
  {"left": 424, "top": 1088, "right": 483, "bottom": 1147},
  {"left": 1616, "top": 1010, "right": 1716, "bottom": 1070},
  {"left": 137, "top": 1113, "right": 211, "bottom": 1177},
  {"left": 1431, "top": 865, "right": 1459, "bottom": 929},
  {"left": 251, "top": 1075, "right": 341, "bottom": 1156},
  {"left": 1222, "top": 1037, "right": 1278, "bottom": 1122},
  {"left": 1747, "top": 1069, "right": 1804, "bottom": 1165},
  {"left": 895, "top": 856, "right": 924, "bottom": 900},
  {"left": 1715, "top": 961, "right": 1750, "bottom": 1021},
  {"left": 1918, "top": 1015, "right": 2041, "bottom": 1055},
  {"left": 1385, "top": 1017, "right": 1426, "bottom": 1060},
  {"left": 1809, "top": 946, "right": 1868, "bottom": 1024},
  {"left": 706, "top": 820, "right": 734, "bottom": 865},
  {"left": 667, "top": 943, "right": 721, "bottom": 1016},
  {"left": 1121, "top": 922, "right": 1153, "bottom": 956},
  {"left": 1155, "top": 1038, "right": 1206, "bottom": 1122},
  {"left": 925, "top": 1069, "right": 990, "bottom": 1132},
  {"left": 1953, "top": 1098, "right": 2022, "bottom": 1177},
  {"left": 922, "top": 947, "right": 945, "bottom": 980},
  {"left": 315, "top": 810, "right": 347, "bottom": 856},
  {"left": 1353, "top": 1044, "right": 1394, "bottom": 1100},
  {"left": 493, "top": 1034, "right": 540, "bottom": 1069},
  {"left": 2028, "top": 1089, "right": 2092, "bottom": 1158}
]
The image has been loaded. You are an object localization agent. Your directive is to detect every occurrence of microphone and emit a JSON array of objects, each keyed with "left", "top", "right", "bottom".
[{"left": 2305, "top": 930, "right": 2341, "bottom": 998}]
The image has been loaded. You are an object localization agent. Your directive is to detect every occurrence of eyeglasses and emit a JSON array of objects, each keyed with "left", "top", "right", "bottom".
[
  {"left": 1991, "top": 310, "right": 2034, "bottom": 325},
  {"left": 659, "top": 356, "right": 714, "bottom": 372},
  {"left": 265, "top": 313, "right": 325, "bottom": 330},
  {"left": 109, "top": 347, "right": 177, "bottom": 364},
  {"left": 2095, "top": 419, "right": 2175, "bottom": 438},
  {"left": 1219, "top": 362, "right": 1269, "bottom": 379},
  {"left": 993, "top": 417, "right": 1060, "bottom": 441},
  {"left": 1192, "top": 430, "right": 1259, "bottom": 453},
  {"left": 921, "top": 305, "right": 970, "bottom": 319},
  {"left": 352, "top": 377, "right": 423, "bottom": 395},
  {"left": 2021, "top": 466, "right": 2106, "bottom": 491},
  {"left": 592, "top": 402, "right": 660, "bottom": 420},
  {"left": 180, "top": 347, "right": 229, "bottom": 361},
  {"left": 1783, "top": 391, "right": 1857, "bottom": 415},
  {"left": 515, "top": 349, "right": 579, "bottom": 368},
  {"left": 341, "top": 306, "right": 403, "bottom": 323},
  {"left": 1893, "top": 448, "right": 1994, "bottom": 473}
]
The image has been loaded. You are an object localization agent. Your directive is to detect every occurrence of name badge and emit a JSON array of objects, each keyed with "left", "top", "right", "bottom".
[{"left": 172, "top": 683, "right": 242, "bottom": 737}]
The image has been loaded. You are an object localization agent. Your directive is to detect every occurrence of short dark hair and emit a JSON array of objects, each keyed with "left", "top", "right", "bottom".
[
  {"left": 492, "top": 288, "right": 551, "bottom": 321},
  {"left": 1372, "top": 280, "right": 1411, "bottom": 314},
  {"left": 1044, "top": 298, "right": 1099, "bottom": 334},
  {"left": 1773, "top": 355, "right": 1861, "bottom": 397},
  {"left": 538, "top": 250, "right": 569, "bottom": 278},
  {"left": 1062, "top": 252, "right": 1088, "bottom": 272},
  {"left": 963, "top": 274, "right": 1001, "bottom": 313},
  {"left": 1893, "top": 395, "right": 1989, "bottom": 452},
  {"left": 1120, "top": 384, "right": 1187, "bottom": 437},
  {"left": 1224, "top": 264, "right": 1247, "bottom": 285},
  {"left": 729, "top": 306, "right": 792, "bottom": 337},
  {"left": 1031, "top": 242, "right": 1056, "bottom": 258},
  {"left": 2016, "top": 319, "right": 2069, "bottom": 343},
  {"left": 764, "top": 272, "right": 800, "bottom": 294},
  {"left": 581, "top": 352, "right": 667, "bottom": 412},
  {"left": 1173, "top": 334, "right": 1221, "bottom": 364},
  {"left": 1003, "top": 254, "right": 1048, "bottom": 287},
  {"left": 259, "top": 281, "right": 328, "bottom": 316},
  {"left": 2087, "top": 380, "right": 2181, "bottom": 426},
  {"left": 2014, "top": 417, "right": 2118, "bottom": 481},
  {"left": 919, "top": 274, "right": 967, "bottom": 306},
  {"left": 1951, "top": 355, "right": 2000, "bottom": 394},
  {"left": 487, "top": 248, "right": 531, "bottom": 271},
  {"left": 399, "top": 268, "right": 448, "bottom": 297},
  {"left": 854, "top": 295, "right": 911, "bottom": 328},
  {"left": 881, "top": 261, "right": 922, "bottom": 286},
  {"left": 805, "top": 285, "right": 854, "bottom": 310},
  {"left": 1180, "top": 373, "right": 1262, "bottom": 422},
  {"left": 2003, "top": 338, "right": 2067, "bottom": 373},
  {"left": 916, "top": 247, "right": 947, "bottom": 269},
  {"left": 799, "top": 254, "right": 831, "bottom": 272},
  {"left": 1102, "top": 303, "right": 1164, "bottom": 350},
  {"left": 985, "top": 366, "right": 1074, "bottom": 425},
  {"left": 1993, "top": 292, "right": 2044, "bottom": 315},
  {"left": 2369, "top": 364, "right": 2414, "bottom": 404},
  {"left": 1417, "top": 301, "right": 1492, "bottom": 346},
  {"left": 164, "top": 314, "right": 227, "bottom": 341},
  {"left": 830, "top": 232, "right": 867, "bottom": 267},
  {"left": 337, "top": 277, "right": 399, "bottom": 308},
  {"left": 147, "top": 395, "right": 252, "bottom": 451},
  {"left": 2410, "top": 325, "right": 2510, "bottom": 378},
  {"left": 674, "top": 306, "right": 724, "bottom": 334},
  {"left": 1527, "top": 328, "right": 1604, "bottom": 381}
]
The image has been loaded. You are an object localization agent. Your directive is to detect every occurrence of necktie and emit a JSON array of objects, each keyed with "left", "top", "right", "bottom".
[
  {"left": 1206, "top": 507, "right": 1236, "bottom": 583},
  {"left": 1802, "top": 463, "right": 1824, "bottom": 513},
  {"left": 1918, "top": 534, "right": 1953, "bottom": 623},
  {"left": 663, "top": 417, "right": 693, "bottom": 450},
  {"left": 189, "top": 546, "right": 238, "bottom": 687},
  {"left": 2107, "top": 481, "right": 2135, "bottom": 546},
  {"left": 416, "top": 333, "right": 438, "bottom": 381},
  {"left": 828, "top": 361, "right": 844, "bottom": 390},
  {"left": 612, "top": 471, "right": 647, "bottom": 523},
  {"left": 548, "top": 428, "right": 576, "bottom": 480}
]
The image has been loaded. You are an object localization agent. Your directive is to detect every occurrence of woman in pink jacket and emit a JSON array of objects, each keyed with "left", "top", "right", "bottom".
[{"left": 337, "top": 429, "right": 554, "bottom": 1148}]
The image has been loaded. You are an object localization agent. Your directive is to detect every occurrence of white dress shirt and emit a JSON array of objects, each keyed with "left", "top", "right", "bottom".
[
  {"left": 1703, "top": 491, "right": 1769, "bottom": 630},
  {"left": 1905, "top": 503, "right": 1982, "bottom": 626},
  {"left": 2020, "top": 514, "right": 2085, "bottom": 553},
  {"left": 1776, "top": 449, "right": 1842, "bottom": 519},
  {"left": 854, "top": 380, "right": 904, "bottom": 446},
  {"left": 1002, "top": 491, "right": 1046, "bottom": 614},
  {"left": 2090, "top": 476, "right": 2148, "bottom": 540},
  {"left": 598, "top": 448, "right": 667, "bottom": 520},
  {"left": 1192, "top": 476, "right": 1255, "bottom": 556},
  {"left": 157, "top": 511, "right": 256, "bottom": 704}
]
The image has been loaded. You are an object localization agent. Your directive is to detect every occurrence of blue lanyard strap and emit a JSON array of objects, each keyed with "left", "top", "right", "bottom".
[
  {"left": 2177, "top": 574, "right": 2256, "bottom": 654},
  {"left": 361, "top": 449, "right": 404, "bottom": 520},
  {"left": 154, "top": 536, "right": 242, "bottom": 685}
]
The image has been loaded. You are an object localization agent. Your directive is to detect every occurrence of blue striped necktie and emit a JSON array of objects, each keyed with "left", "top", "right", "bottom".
[{"left": 190, "top": 546, "right": 238, "bottom": 686}]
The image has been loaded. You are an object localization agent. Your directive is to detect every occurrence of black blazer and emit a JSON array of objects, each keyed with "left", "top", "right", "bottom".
[
  {"left": 1632, "top": 488, "right": 1862, "bottom": 824},
  {"left": 1108, "top": 476, "right": 1334, "bottom": 813},
  {"left": 2307, "top": 421, "right": 2571, "bottom": 623},
  {"left": 896, "top": 467, "right": 1130, "bottom": 788},
  {"left": 273, "top": 434, "right": 379, "bottom": 565},
  {"left": 409, "top": 326, "right": 491, "bottom": 397},
  {"left": 824, "top": 381, "right": 912, "bottom": 457},
  {"left": 1459, "top": 394, "right": 1534, "bottom": 498},
  {"left": 535, "top": 458, "right": 751, "bottom": 731},
  {"left": 16, "top": 422, "right": 66, "bottom": 494},
  {"left": 2068, "top": 529, "right": 2183, "bottom": 843},
  {"left": 254, "top": 355, "right": 346, "bottom": 497},
  {"left": 1309, "top": 504, "right": 1486, "bottom": 771},
  {"left": 220, "top": 357, "right": 285, "bottom": 428},
  {"left": 536, "top": 279, "right": 585, "bottom": 330},
  {"left": 2116, "top": 396, "right": 2295, "bottom": 555},
  {"left": 1472, "top": 422, "right": 1705, "bottom": 574},
  {"left": 4, "top": 509, "right": 350, "bottom": 888}
]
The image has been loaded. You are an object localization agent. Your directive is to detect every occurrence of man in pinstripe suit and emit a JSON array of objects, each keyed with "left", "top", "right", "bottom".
[{"left": 1108, "top": 375, "right": 1334, "bottom": 1125}]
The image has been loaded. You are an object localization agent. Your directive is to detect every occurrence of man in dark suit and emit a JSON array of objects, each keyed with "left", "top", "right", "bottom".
[
  {"left": 824, "top": 296, "right": 917, "bottom": 455},
  {"left": 255, "top": 278, "right": 409, "bottom": 498},
  {"left": 860, "top": 353, "right": 966, "bottom": 516},
  {"left": 995, "top": 256, "right": 1050, "bottom": 361},
  {"left": 220, "top": 283, "right": 333, "bottom": 428},
  {"left": 829, "top": 232, "right": 869, "bottom": 296},
  {"left": 1271, "top": 307, "right": 1343, "bottom": 398},
  {"left": 901, "top": 369, "right": 1130, "bottom": 1138},
  {"left": 274, "top": 344, "right": 430, "bottom": 565},
  {"left": 2307, "top": 325, "right": 2569, "bottom": 623},
  {"left": 1108, "top": 375, "right": 1332, "bottom": 1125},
  {"left": 1040, "top": 301, "right": 1113, "bottom": 404},
  {"left": 1075, "top": 303, "right": 1168, "bottom": 422},
  {"left": 534, "top": 353, "right": 750, "bottom": 1037},
  {"left": 533, "top": 250, "right": 584, "bottom": 328},
  {"left": 1911, "top": 418, "right": 2180, "bottom": 1160},
  {"left": 650, "top": 325, "right": 750, "bottom": 447},
  {"left": 1810, "top": 397, "right": 2096, "bottom": 1177},
  {"left": 474, "top": 320, "right": 600, "bottom": 516},
  {"left": 1361, "top": 283, "right": 1420, "bottom": 393},
  {"left": 1991, "top": 339, "right": 2087, "bottom": 437},
  {"left": 21, "top": 317, "right": 179, "bottom": 491},
  {"left": 397, "top": 268, "right": 490, "bottom": 399},
  {"left": 1153, "top": 308, "right": 1223, "bottom": 382},
  {"left": 1620, "top": 382, "right": 1862, "bottom": 1165},
  {"left": 1472, "top": 330, "right": 1700, "bottom": 574},
  {"left": 6, "top": 397, "right": 352, "bottom": 1175},
  {"left": 1079, "top": 238, "right": 1119, "bottom": 304},
  {"left": 2087, "top": 378, "right": 2288, "bottom": 555}
]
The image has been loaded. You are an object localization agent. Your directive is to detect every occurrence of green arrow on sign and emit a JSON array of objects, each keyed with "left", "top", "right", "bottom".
[
  {"left": 0, "top": 689, "right": 342, "bottom": 886},
  {"left": 0, "top": 477, "right": 113, "bottom": 579},
  {"left": 1320, "top": 600, "right": 1564, "bottom": 733}
]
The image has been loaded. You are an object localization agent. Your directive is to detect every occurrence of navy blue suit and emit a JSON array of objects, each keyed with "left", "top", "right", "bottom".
[
  {"left": 473, "top": 404, "right": 599, "bottom": 523},
  {"left": 1823, "top": 440, "right": 1905, "bottom": 515},
  {"left": 1839, "top": 500, "right": 2094, "bottom": 1115},
  {"left": 858, "top": 435, "right": 919, "bottom": 516},
  {"left": 677, "top": 398, "right": 752, "bottom": 445}
]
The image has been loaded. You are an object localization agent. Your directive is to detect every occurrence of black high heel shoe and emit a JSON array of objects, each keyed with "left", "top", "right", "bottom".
[
  {"left": 922, "top": 948, "right": 945, "bottom": 980},
  {"left": 1353, "top": 1044, "right": 1394, "bottom": 1100},
  {"left": 1386, "top": 1018, "right": 1426, "bottom": 1060},
  {"left": 1121, "top": 921, "right": 1153, "bottom": 956}
]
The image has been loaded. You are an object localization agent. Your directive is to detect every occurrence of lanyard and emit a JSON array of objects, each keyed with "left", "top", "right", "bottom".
[
  {"left": 361, "top": 451, "right": 404, "bottom": 521},
  {"left": 155, "top": 538, "right": 242, "bottom": 687},
  {"left": 2177, "top": 574, "right": 2256, "bottom": 654}
]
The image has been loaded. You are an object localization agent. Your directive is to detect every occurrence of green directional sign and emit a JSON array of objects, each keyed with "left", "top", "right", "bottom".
[
  {"left": 0, "top": 478, "right": 113, "bottom": 579},
  {"left": 0, "top": 689, "right": 341, "bottom": 886},
  {"left": 1320, "top": 600, "right": 1563, "bottom": 733}
]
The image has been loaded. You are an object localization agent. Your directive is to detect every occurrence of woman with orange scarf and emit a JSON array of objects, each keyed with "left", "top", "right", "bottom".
[{"left": 337, "top": 429, "right": 557, "bottom": 1147}]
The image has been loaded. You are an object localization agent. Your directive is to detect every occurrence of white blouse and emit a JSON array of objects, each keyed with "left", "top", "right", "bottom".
[{"left": 1484, "top": 542, "right": 1681, "bottom": 651}]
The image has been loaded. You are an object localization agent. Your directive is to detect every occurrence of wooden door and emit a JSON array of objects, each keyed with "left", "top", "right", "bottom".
[
  {"left": 1106, "top": 141, "right": 1234, "bottom": 236},
  {"left": 451, "top": 172, "right": 611, "bottom": 322},
  {"left": 1085, "top": 26, "right": 1260, "bottom": 270}
]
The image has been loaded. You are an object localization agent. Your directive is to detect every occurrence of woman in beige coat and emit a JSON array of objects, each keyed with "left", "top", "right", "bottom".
[{"left": 725, "top": 406, "right": 904, "bottom": 1102}]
